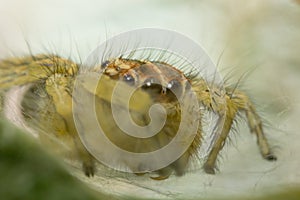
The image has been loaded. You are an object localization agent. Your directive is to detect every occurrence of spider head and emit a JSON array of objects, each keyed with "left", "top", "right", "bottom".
[{"left": 103, "top": 58, "right": 191, "bottom": 103}]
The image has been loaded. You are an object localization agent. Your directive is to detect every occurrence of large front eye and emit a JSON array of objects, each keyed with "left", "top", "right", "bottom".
[
  {"left": 123, "top": 73, "right": 135, "bottom": 85},
  {"left": 142, "top": 78, "right": 162, "bottom": 93},
  {"left": 144, "top": 78, "right": 155, "bottom": 87},
  {"left": 167, "top": 79, "right": 183, "bottom": 96}
]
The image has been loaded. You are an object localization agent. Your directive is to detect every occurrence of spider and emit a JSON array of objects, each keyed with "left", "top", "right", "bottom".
[{"left": 0, "top": 53, "right": 277, "bottom": 180}]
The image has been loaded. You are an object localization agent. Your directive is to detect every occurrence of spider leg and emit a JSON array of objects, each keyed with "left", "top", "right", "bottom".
[
  {"left": 203, "top": 95, "right": 237, "bottom": 174},
  {"left": 0, "top": 55, "right": 78, "bottom": 90},
  {"left": 45, "top": 74, "right": 96, "bottom": 177},
  {"left": 230, "top": 90, "right": 277, "bottom": 161},
  {"left": 203, "top": 89, "right": 276, "bottom": 174},
  {"left": 151, "top": 167, "right": 172, "bottom": 180}
]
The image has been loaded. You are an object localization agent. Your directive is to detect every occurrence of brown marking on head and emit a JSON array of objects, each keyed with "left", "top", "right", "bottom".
[{"left": 103, "top": 58, "right": 190, "bottom": 102}]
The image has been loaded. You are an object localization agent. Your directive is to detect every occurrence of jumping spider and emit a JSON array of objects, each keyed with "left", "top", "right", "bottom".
[{"left": 0, "top": 54, "right": 277, "bottom": 180}]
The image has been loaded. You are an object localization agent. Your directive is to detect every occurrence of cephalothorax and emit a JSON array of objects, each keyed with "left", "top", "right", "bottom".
[{"left": 0, "top": 54, "right": 277, "bottom": 180}]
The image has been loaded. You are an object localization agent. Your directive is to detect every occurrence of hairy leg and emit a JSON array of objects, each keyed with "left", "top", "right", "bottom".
[
  {"left": 231, "top": 90, "right": 277, "bottom": 161},
  {"left": 45, "top": 73, "right": 96, "bottom": 177},
  {"left": 203, "top": 95, "right": 237, "bottom": 174},
  {"left": 203, "top": 89, "right": 276, "bottom": 174}
]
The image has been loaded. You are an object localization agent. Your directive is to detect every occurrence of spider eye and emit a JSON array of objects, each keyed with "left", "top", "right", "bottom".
[
  {"left": 144, "top": 78, "right": 155, "bottom": 87},
  {"left": 123, "top": 73, "right": 135, "bottom": 85},
  {"left": 142, "top": 78, "right": 162, "bottom": 93},
  {"left": 101, "top": 60, "right": 110, "bottom": 68},
  {"left": 167, "top": 79, "right": 183, "bottom": 96}
]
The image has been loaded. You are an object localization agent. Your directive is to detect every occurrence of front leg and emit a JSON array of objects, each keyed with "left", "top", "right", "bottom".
[
  {"left": 230, "top": 90, "right": 277, "bottom": 161},
  {"left": 203, "top": 95, "right": 238, "bottom": 174},
  {"left": 45, "top": 74, "right": 96, "bottom": 177},
  {"left": 203, "top": 89, "right": 277, "bottom": 174}
]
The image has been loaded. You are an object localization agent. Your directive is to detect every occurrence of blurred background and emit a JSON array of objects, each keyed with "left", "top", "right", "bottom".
[{"left": 0, "top": 0, "right": 300, "bottom": 199}]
